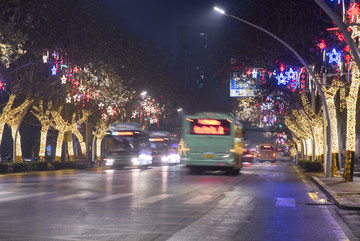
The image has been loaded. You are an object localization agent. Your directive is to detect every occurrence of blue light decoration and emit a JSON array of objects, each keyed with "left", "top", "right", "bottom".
[
  {"left": 276, "top": 73, "right": 288, "bottom": 85},
  {"left": 51, "top": 65, "right": 57, "bottom": 75},
  {"left": 285, "top": 68, "right": 297, "bottom": 80},
  {"left": 326, "top": 48, "right": 341, "bottom": 64},
  {"left": 276, "top": 67, "right": 306, "bottom": 92}
]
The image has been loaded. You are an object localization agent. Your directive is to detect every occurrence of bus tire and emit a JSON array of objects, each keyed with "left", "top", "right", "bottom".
[
  {"left": 189, "top": 167, "right": 200, "bottom": 175},
  {"left": 226, "top": 167, "right": 239, "bottom": 176}
]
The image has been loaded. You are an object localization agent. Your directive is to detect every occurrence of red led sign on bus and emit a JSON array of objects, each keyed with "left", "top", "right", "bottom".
[
  {"left": 197, "top": 119, "right": 221, "bottom": 125},
  {"left": 193, "top": 125, "right": 225, "bottom": 135}
]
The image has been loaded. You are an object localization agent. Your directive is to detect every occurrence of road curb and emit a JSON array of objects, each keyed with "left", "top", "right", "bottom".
[{"left": 311, "top": 176, "right": 360, "bottom": 210}]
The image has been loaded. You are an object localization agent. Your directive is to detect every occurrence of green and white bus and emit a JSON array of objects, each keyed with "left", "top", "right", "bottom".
[{"left": 183, "top": 112, "right": 244, "bottom": 175}]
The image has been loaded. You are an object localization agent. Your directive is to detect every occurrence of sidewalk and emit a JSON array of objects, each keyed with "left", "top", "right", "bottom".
[{"left": 310, "top": 173, "right": 360, "bottom": 210}]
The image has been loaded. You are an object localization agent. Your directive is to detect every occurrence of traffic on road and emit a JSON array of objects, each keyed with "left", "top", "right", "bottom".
[{"left": 0, "top": 161, "right": 358, "bottom": 240}]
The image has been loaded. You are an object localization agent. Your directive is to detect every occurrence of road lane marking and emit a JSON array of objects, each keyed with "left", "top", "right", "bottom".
[
  {"left": 91, "top": 193, "right": 133, "bottom": 202},
  {"left": 0, "top": 191, "right": 13, "bottom": 196},
  {"left": 276, "top": 197, "right": 296, "bottom": 207},
  {"left": 183, "top": 195, "right": 212, "bottom": 205},
  {"left": 137, "top": 194, "right": 173, "bottom": 204},
  {"left": 48, "top": 191, "right": 92, "bottom": 201},
  {"left": 0, "top": 192, "right": 52, "bottom": 202}
]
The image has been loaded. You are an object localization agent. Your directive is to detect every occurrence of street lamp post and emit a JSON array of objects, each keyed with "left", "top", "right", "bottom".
[{"left": 214, "top": 7, "right": 332, "bottom": 177}]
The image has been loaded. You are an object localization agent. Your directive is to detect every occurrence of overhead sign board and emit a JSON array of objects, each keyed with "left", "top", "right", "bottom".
[{"left": 230, "top": 72, "right": 257, "bottom": 97}]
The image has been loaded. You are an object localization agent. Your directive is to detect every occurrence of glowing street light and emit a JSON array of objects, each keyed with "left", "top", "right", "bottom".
[
  {"left": 141, "top": 91, "right": 147, "bottom": 97},
  {"left": 214, "top": 6, "right": 332, "bottom": 177},
  {"left": 213, "top": 6, "right": 226, "bottom": 15}
]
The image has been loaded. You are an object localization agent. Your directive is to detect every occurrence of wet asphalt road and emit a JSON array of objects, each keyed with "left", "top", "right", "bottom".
[{"left": 0, "top": 162, "right": 357, "bottom": 241}]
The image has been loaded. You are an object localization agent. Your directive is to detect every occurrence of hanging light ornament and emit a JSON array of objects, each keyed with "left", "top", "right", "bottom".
[{"left": 326, "top": 48, "right": 341, "bottom": 64}]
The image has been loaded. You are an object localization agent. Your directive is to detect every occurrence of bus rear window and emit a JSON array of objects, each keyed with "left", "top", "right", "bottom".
[
  {"left": 260, "top": 145, "right": 274, "bottom": 151},
  {"left": 190, "top": 119, "right": 230, "bottom": 135}
]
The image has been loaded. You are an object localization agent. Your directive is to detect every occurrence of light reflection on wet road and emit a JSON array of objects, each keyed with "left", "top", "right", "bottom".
[{"left": 0, "top": 162, "right": 355, "bottom": 240}]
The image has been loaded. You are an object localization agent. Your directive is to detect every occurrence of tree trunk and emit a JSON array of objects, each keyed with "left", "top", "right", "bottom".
[
  {"left": 343, "top": 150, "right": 354, "bottom": 181},
  {"left": 331, "top": 153, "right": 340, "bottom": 177},
  {"left": 38, "top": 125, "right": 49, "bottom": 162},
  {"left": 55, "top": 131, "right": 64, "bottom": 162}
]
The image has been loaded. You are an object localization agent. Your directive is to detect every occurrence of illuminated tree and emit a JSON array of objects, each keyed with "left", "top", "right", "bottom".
[
  {"left": 343, "top": 63, "right": 360, "bottom": 181},
  {"left": 321, "top": 78, "right": 343, "bottom": 176},
  {"left": 300, "top": 93, "right": 324, "bottom": 162},
  {"left": 0, "top": 94, "right": 32, "bottom": 162},
  {"left": 285, "top": 108, "right": 314, "bottom": 160},
  {"left": 31, "top": 100, "right": 54, "bottom": 162},
  {"left": 51, "top": 107, "right": 90, "bottom": 162},
  {"left": 92, "top": 117, "right": 110, "bottom": 165}
]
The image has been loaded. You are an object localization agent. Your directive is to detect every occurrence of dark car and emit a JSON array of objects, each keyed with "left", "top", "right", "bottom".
[{"left": 242, "top": 151, "right": 254, "bottom": 163}]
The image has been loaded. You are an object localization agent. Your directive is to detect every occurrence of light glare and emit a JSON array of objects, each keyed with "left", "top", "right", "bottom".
[{"left": 213, "top": 6, "right": 225, "bottom": 15}]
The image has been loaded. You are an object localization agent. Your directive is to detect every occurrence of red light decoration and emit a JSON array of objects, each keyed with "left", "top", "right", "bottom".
[
  {"left": 73, "top": 66, "right": 79, "bottom": 73},
  {"left": 246, "top": 69, "right": 252, "bottom": 76},
  {"left": 193, "top": 125, "right": 225, "bottom": 135},
  {"left": 344, "top": 55, "right": 351, "bottom": 61},
  {"left": 335, "top": 32, "right": 345, "bottom": 43},
  {"left": 197, "top": 119, "right": 221, "bottom": 125},
  {"left": 347, "top": 3, "right": 360, "bottom": 22},
  {"left": 280, "top": 64, "right": 285, "bottom": 72},
  {"left": 317, "top": 40, "right": 326, "bottom": 52}
]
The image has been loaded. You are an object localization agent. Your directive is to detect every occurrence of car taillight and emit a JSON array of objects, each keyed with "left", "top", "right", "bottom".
[{"left": 273, "top": 153, "right": 276, "bottom": 158}]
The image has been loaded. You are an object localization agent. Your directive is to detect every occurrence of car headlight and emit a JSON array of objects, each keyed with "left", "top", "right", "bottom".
[
  {"left": 161, "top": 156, "right": 169, "bottom": 163},
  {"left": 131, "top": 157, "right": 140, "bottom": 165},
  {"left": 169, "top": 154, "right": 180, "bottom": 162},
  {"left": 104, "top": 159, "right": 114, "bottom": 166}
]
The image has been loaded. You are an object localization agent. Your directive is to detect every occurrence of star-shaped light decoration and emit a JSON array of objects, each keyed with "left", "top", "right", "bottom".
[
  {"left": 252, "top": 69, "right": 257, "bottom": 78},
  {"left": 73, "top": 94, "right": 81, "bottom": 102},
  {"left": 350, "top": 18, "right": 360, "bottom": 39},
  {"left": 61, "top": 75, "right": 67, "bottom": 84},
  {"left": 285, "top": 68, "right": 297, "bottom": 80},
  {"left": 107, "top": 106, "right": 115, "bottom": 116},
  {"left": 98, "top": 102, "right": 104, "bottom": 108},
  {"left": 51, "top": 65, "right": 57, "bottom": 75},
  {"left": 43, "top": 55, "right": 48, "bottom": 63},
  {"left": 276, "top": 73, "right": 288, "bottom": 85},
  {"left": 131, "top": 111, "right": 138, "bottom": 118},
  {"left": 66, "top": 95, "right": 72, "bottom": 103},
  {"left": 326, "top": 48, "right": 341, "bottom": 64}
]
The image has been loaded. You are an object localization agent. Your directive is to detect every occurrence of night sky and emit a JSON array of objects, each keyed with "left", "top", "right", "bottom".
[{"left": 101, "top": 0, "right": 241, "bottom": 58}]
